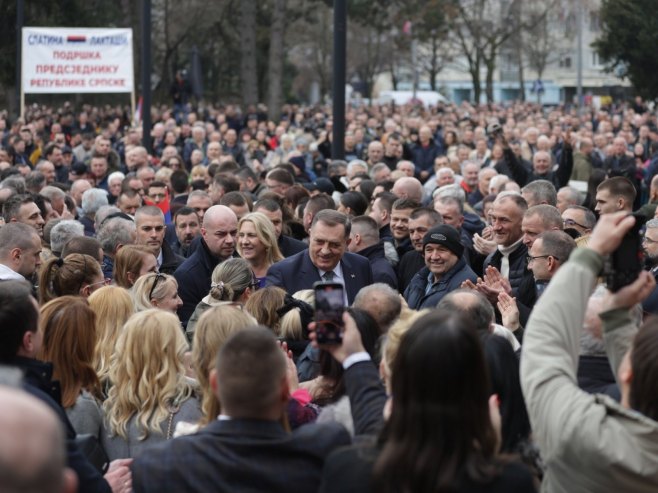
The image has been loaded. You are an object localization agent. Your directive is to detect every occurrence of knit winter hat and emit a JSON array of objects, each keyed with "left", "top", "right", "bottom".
[{"left": 422, "top": 224, "right": 464, "bottom": 258}]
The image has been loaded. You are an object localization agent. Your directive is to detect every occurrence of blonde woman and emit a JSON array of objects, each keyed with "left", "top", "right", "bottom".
[
  {"left": 38, "top": 296, "right": 103, "bottom": 437},
  {"left": 191, "top": 305, "right": 257, "bottom": 427},
  {"left": 132, "top": 272, "right": 183, "bottom": 313},
  {"left": 88, "top": 286, "right": 134, "bottom": 389},
  {"left": 101, "top": 309, "right": 201, "bottom": 459},
  {"left": 186, "top": 258, "right": 256, "bottom": 342},
  {"left": 244, "top": 286, "right": 287, "bottom": 334},
  {"left": 236, "top": 212, "right": 283, "bottom": 288},
  {"left": 113, "top": 245, "right": 158, "bottom": 289}
]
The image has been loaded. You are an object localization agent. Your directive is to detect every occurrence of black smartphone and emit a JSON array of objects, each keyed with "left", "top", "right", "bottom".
[
  {"left": 313, "top": 281, "right": 345, "bottom": 344},
  {"left": 606, "top": 213, "right": 646, "bottom": 292}
]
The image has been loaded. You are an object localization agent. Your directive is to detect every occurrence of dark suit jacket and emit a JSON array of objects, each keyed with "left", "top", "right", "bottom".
[
  {"left": 131, "top": 419, "right": 350, "bottom": 493},
  {"left": 266, "top": 250, "right": 373, "bottom": 304},
  {"left": 278, "top": 234, "right": 307, "bottom": 258},
  {"left": 160, "top": 240, "right": 185, "bottom": 275},
  {"left": 174, "top": 238, "right": 220, "bottom": 326}
]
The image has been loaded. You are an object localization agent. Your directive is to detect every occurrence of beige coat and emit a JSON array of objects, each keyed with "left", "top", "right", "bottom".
[{"left": 521, "top": 248, "right": 658, "bottom": 492}]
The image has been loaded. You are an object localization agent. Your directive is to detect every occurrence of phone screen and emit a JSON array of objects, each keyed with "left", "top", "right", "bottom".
[{"left": 313, "top": 281, "right": 344, "bottom": 344}]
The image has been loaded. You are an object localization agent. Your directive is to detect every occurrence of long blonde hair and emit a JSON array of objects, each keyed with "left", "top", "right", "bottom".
[
  {"left": 103, "top": 309, "right": 193, "bottom": 440},
  {"left": 88, "top": 286, "right": 134, "bottom": 386},
  {"left": 192, "top": 305, "right": 256, "bottom": 426}
]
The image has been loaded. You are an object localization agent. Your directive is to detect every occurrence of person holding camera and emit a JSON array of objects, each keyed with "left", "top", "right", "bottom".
[{"left": 521, "top": 212, "right": 658, "bottom": 491}]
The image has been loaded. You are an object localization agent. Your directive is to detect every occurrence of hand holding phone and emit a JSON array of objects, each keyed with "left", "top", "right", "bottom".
[{"left": 313, "top": 281, "right": 345, "bottom": 344}]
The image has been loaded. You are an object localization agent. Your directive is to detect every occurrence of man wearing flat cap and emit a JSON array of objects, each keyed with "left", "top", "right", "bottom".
[{"left": 404, "top": 224, "right": 477, "bottom": 309}]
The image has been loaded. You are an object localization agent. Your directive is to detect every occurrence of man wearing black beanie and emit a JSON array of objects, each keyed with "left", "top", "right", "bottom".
[{"left": 403, "top": 224, "right": 478, "bottom": 309}]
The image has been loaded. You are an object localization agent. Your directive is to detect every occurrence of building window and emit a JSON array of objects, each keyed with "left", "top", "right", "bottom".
[
  {"left": 590, "top": 12, "right": 601, "bottom": 32},
  {"left": 560, "top": 56, "right": 572, "bottom": 69},
  {"left": 592, "top": 52, "right": 601, "bottom": 67}
]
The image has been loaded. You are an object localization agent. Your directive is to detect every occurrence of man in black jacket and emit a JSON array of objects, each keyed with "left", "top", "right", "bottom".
[
  {"left": 174, "top": 205, "right": 238, "bottom": 327},
  {"left": 0, "top": 281, "right": 131, "bottom": 493},
  {"left": 464, "top": 193, "right": 536, "bottom": 328},
  {"left": 347, "top": 216, "right": 397, "bottom": 289}
]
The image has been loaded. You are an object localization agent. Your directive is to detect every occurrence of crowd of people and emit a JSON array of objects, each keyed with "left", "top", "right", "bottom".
[{"left": 2, "top": 96, "right": 658, "bottom": 492}]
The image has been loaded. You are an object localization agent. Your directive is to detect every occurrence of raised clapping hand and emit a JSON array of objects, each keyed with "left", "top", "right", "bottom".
[
  {"left": 473, "top": 232, "right": 497, "bottom": 256},
  {"left": 461, "top": 266, "right": 511, "bottom": 304},
  {"left": 497, "top": 292, "right": 520, "bottom": 331}
]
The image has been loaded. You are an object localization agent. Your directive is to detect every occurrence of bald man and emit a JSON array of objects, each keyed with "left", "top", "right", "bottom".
[
  {"left": 0, "top": 385, "right": 77, "bottom": 493},
  {"left": 174, "top": 205, "right": 238, "bottom": 326}
]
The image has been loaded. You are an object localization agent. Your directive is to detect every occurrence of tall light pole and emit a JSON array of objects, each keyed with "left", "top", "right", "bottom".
[
  {"left": 331, "top": 0, "right": 346, "bottom": 160},
  {"left": 576, "top": 2, "right": 583, "bottom": 114},
  {"left": 141, "top": 0, "right": 152, "bottom": 150}
]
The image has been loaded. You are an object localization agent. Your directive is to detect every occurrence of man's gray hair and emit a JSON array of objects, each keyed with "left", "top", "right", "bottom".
[
  {"left": 353, "top": 283, "right": 402, "bottom": 331},
  {"left": 50, "top": 220, "right": 85, "bottom": 254},
  {"left": 521, "top": 179, "right": 557, "bottom": 207},
  {"left": 460, "top": 160, "right": 481, "bottom": 174},
  {"left": 39, "top": 185, "right": 66, "bottom": 202},
  {"left": 0, "top": 176, "right": 26, "bottom": 194},
  {"left": 97, "top": 217, "right": 136, "bottom": 254},
  {"left": 347, "top": 159, "right": 368, "bottom": 175},
  {"left": 94, "top": 206, "right": 121, "bottom": 232},
  {"left": 433, "top": 183, "right": 466, "bottom": 205},
  {"left": 81, "top": 188, "right": 109, "bottom": 216},
  {"left": 370, "top": 163, "right": 390, "bottom": 180},
  {"left": 646, "top": 219, "right": 658, "bottom": 230}
]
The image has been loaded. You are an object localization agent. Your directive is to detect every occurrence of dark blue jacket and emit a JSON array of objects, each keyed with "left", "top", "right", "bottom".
[
  {"left": 266, "top": 250, "right": 373, "bottom": 305},
  {"left": 356, "top": 242, "right": 398, "bottom": 290},
  {"left": 411, "top": 141, "right": 441, "bottom": 175},
  {"left": 404, "top": 257, "right": 477, "bottom": 310},
  {"left": 174, "top": 237, "right": 221, "bottom": 327}
]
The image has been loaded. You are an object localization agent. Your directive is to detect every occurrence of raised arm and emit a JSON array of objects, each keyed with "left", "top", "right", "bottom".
[
  {"left": 521, "top": 212, "right": 637, "bottom": 457},
  {"left": 599, "top": 272, "right": 655, "bottom": 385}
]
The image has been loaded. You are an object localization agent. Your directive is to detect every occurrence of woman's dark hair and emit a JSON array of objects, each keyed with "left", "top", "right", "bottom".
[
  {"left": 316, "top": 307, "right": 380, "bottom": 407},
  {"left": 357, "top": 179, "right": 376, "bottom": 202},
  {"left": 340, "top": 191, "right": 368, "bottom": 217},
  {"left": 585, "top": 168, "right": 607, "bottom": 212},
  {"left": 373, "top": 309, "right": 498, "bottom": 492},
  {"left": 481, "top": 332, "right": 530, "bottom": 453}
]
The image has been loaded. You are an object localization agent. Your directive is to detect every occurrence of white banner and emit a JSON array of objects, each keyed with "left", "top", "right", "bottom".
[{"left": 22, "top": 27, "right": 134, "bottom": 94}]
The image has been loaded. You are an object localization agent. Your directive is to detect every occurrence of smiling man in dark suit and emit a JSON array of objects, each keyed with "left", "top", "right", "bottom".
[
  {"left": 131, "top": 327, "right": 350, "bottom": 493},
  {"left": 266, "top": 209, "right": 373, "bottom": 305}
]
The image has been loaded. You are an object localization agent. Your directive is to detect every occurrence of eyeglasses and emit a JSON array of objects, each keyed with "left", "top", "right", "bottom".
[
  {"left": 148, "top": 273, "right": 165, "bottom": 300},
  {"left": 527, "top": 255, "right": 558, "bottom": 264},
  {"left": 563, "top": 218, "right": 589, "bottom": 229},
  {"left": 643, "top": 236, "right": 658, "bottom": 245},
  {"left": 88, "top": 278, "right": 111, "bottom": 289}
]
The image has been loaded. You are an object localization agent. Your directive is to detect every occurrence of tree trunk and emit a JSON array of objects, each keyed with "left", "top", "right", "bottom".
[
  {"left": 267, "top": 0, "right": 286, "bottom": 121},
  {"left": 517, "top": 33, "right": 525, "bottom": 102},
  {"left": 471, "top": 68, "right": 481, "bottom": 103},
  {"left": 239, "top": 1, "right": 259, "bottom": 106},
  {"left": 485, "top": 62, "right": 494, "bottom": 103}
]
